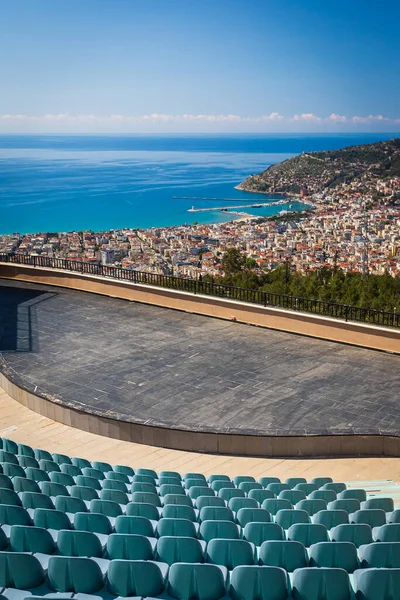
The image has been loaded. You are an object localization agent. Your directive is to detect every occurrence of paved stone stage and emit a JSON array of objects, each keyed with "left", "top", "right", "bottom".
[{"left": 0, "top": 279, "right": 399, "bottom": 437}]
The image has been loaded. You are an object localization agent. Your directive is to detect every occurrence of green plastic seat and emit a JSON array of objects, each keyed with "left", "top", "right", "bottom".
[
  {"left": 74, "top": 511, "right": 113, "bottom": 535},
  {"left": 157, "top": 517, "right": 198, "bottom": 538},
  {"left": 259, "top": 477, "right": 281, "bottom": 488},
  {"left": 238, "top": 482, "right": 263, "bottom": 494},
  {"left": 38, "top": 459, "right": 60, "bottom": 473},
  {"left": 157, "top": 535, "right": 204, "bottom": 565},
  {"left": 267, "top": 483, "right": 290, "bottom": 495},
  {"left": 159, "top": 476, "right": 182, "bottom": 486},
  {"left": 208, "top": 474, "right": 231, "bottom": 484},
  {"left": 34, "top": 449, "right": 52, "bottom": 461},
  {"left": 184, "top": 472, "right": 206, "bottom": 482},
  {"left": 311, "top": 477, "right": 333, "bottom": 488},
  {"left": 18, "top": 455, "right": 39, "bottom": 469},
  {"left": 328, "top": 499, "right": 360, "bottom": 513},
  {"left": 229, "top": 497, "right": 258, "bottom": 513},
  {"left": 75, "top": 475, "right": 101, "bottom": 490},
  {"left": 9, "top": 524, "right": 56, "bottom": 554},
  {"left": 100, "top": 488, "right": 129, "bottom": 505},
  {"left": 248, "top": 489, "right": 276, "bottom": 503},
  {"left": 308, "top": 541, "right": 358, "bottom": 572},
  {"left": 2, "top": 463, "right": 25, "bottom": 478},
  {"left": 12, "top": 476, "right": 40, "bottom": 494},
  {"left": 308, "top": 490, "right": 336, "bottom": 503},
  {"left": 349, "top": 509, "right": 386, "bottom": 528},
  {"left": 230, "top": 565, "right": 288, "bottom": 600},
  {"left": 132, "top": 474, "right": 156, "bottom": 484},
  {"left": 17, "top": 443, "right": 35, "bottom": 458},
  {"left": 70, "top": 484, "right": 98, "bottom": 502},
  {"left": 0, "top": 527, "right": 8, "bottom": 550},
  {"left": 131, "top": 481, "right": 157, "bottom": 494},
  {"left": 262, "top": 499, "right": 293, "bottom": 515},
  {"left": 21, "top": 491, "right": 54, "bottom": 510},
  {"left": 353, "top": 568, "right": 400, "bottom": 600},
  {"left": 131, "top": 491, "right": 161, "bottom": 506},
  {"left": 163, "top": 493, "right": 193, "bottom": 507},
  {"left": 168, "top": 562, "right": 226, "bottom": 600},
  {"left": 107, "top": 532, "right": 154, "bottom": 560},
  {"left": 234, "top": 476, "right": 256, "bottom": 486},
  {"left": 71, "top": 457, "right": 91, "bottom": 469},
  {"left": 190, "top": 486, "right": 215, "bottom": 500},
  {"left": 387, "top": 510, "right": 400, "bottom": 524},
  {"left": 200, "top": 506, "right": 235, "bottom": 522},
  {"left": 218, "top": 488, "right": 244, "bottom": 502},
  {"left": 212, "top": 480, "right": 235, "bottom": 493},
  {"left": 33, "top": 507, "right": 71, "bottom": 530},
  {"left": 0, "top": 488, "right": 21, "bottom": 506},
  {"left": 359, "top": 541, "right": 400, "bottom": 568},
  {"left": 312, "top": 509, "right": 348, "bottom": 529},
  {"left": 292, "top": 567, "right": 352, "bottom": 600},
  {"left": 196, "top": 496, "right": 225, "bottom": 510},
  {"left": 362, "top": 497, "right": 394, "bottom": 512},
  {"left": 0, "top": 552, "right": 45, "bottom": 590},
  {"left": 136, "top": 467, "right": 158, "bottom": 478},
  {"left": 200, "top": 520, "right": 240, "bottom": 542},
  {"left": 162, "top": 503, "right": 197, "bottom": 521},
  {"left": 275, "top": 509, "right": 310, "bottom": 529},
  {"left": 51, "top": 453, "right": 72, "bottom": 465},
  {"left": 338, "top": 488, "right": 367, "bottom": 502},
  {"left": 330, "top": 523, "right": 373, "bottom": 547},
  {"left": 287, "top": 523, "right": 328, "bottom": 546},
  {"left": 126, "top": 501, "right": 160, "bottom": 520},
  {"left": 49, "top": 471, "right": 75, "bottom": 487},
  {"left": 0, "top": 450, "right": 19, "bottom": 464},
  {"left": 40, "top": 481, "right": 69, "bottom": 498},
  {"left": 91, "top": 461, "right": 112, "bottom": 473},
  {"left": 106, "top": 471, "right": 130, "bottom": 483},
  {"left": 82, "top": 467, "right": 105, "bottom": 480},
  {"left": 160, "top": 483, "right": 186, "bottom": 496},
  {"left": 90, "top": 498, "right": 123, "bottom": 518},
  {"left": 296, "top": 499, "right": 327, "bottom": 516},
  {"left": 286, "top": 477, "right": 307, "bottom": 489},
  {"left": 259, "top": 540, "right": 307, "bottom": 572},
  {"left": 115, "top": 514, "right": 155, "bottom": 536},
  {"left": 207, "top": 538, "right": 254, "bottom": 569},
  {"left": 60, "top": 463, "right": 82, "bottom": 477},
  {"left": 25, "top": 467, "right": 50, "bottom": 483},
  {"left": 47, "top": 555, "right": 104, "bottom": 594},
  {"left": 108, "top": 559, "right": 166, "bottom": 597},
  {"left": 321, "top": 482, "right": 346, "bottom": 494},
  {"left": 373, "top": 523, "right": 400, "bottom": 542},
  {"left": 159, "top": 470, "right": 181, "bottom": 480},
  {"left": 294, "top": 483, "right": 318, "bottom": 495},
  {"left": 103, "top": 478, "right": 128, "bottom": 491},
  {"left": 0, "top": 474, "right": 13, "bottom": 490},
  {"left": 185, "top": 478, "right": 209, "bottom": 490},
  {"left": 243, "top": 522, "right": 284, "bottom": 546},
  {"left": 0, "top": 504, "right": 32, "bottom": 526},
  {"left": 57, "top": 528, "right": 103, "bottom": 557},
  {"left": 236, "top": 508, "right": 272, "bottom": 528},
  {"left": 114, "top": 464, "right": 134, "bottom": 477},
  {"left": 279, "top": 490, "right": 306, "bottom": 504},
  {"left": 55, "top": 495, "right": 87, "bottom": 514}
]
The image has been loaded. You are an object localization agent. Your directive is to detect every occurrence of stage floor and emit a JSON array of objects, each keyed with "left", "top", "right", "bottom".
[{"left": 0, "top": 279, "right": 399, "bottom": 437}]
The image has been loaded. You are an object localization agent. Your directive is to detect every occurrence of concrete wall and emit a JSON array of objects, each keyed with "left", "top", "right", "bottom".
[{"left": 1, "top": 262, "right": 399, "bottom": 354}]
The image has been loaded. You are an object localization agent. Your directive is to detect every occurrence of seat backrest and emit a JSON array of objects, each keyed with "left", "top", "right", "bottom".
[
  {"left": 296, "top": 499, "right": 327, "bottom": 516},
  {"left": 48, "top": 556, "right": 104, "bottom": 593},
  {"left": 33, "top": 507, "right": 71, "bottom": 530},
  {"left": 74, "top": 511, "right": 112, "bottom": 535},
  {"left": 248, "top": 489, "right": 276, "bottom": 503},
  {"left": 157, "top": 535, "right": 204, "bottom": 565},
  {"left": 200, "top": 520, "right": 240, "bottom": 542},
  {"left": 349, "top": 509, "right": 386, "bottom": 528},
  {"left": 163, "top": 493, "right": 193, "bottom": 507},
  {"left": 159, "top": 483, "right": 185, "bottom": 496},
  {"left": 162, "top": 504, "right": 197, "bottom": 521},
  {"left": 230, "top": 564, "right": 288, "bottom": 600},
  {"left": 308, "top": 541, "right": 358, "bottom": 573},
  {"left": 106, "top": 532, "right": 154, "bottom": 560},
  {"left": 82, "top": 467, "right": 105, "bottom": 480},
  {"left": 159, "top": 470, "right": 181, "bottom": 480},
  {"left": 243, "top": 522, "right": 284, "bottom": 546},
  {"left": 70, "top": 484, "right": 98, "bottom": 502},
  {"left": 328, "top": 499, "right": 360, "bottom": 513},
  {"left": 49, "top": 471, "right": 75, "bottom": 487},
  {"left": 114, "top": 514, "right": 154, "bottom": 536},
  {"left": 17, "top": 443, "right": 35, "bottom": 458},
  {"left": 159, "top": 476, "right": 182, "bottom": 487},
  {"left": 259, "top": 477, "right": 281, "bottom": 488},
  {"left": 71, "top": 457, "right": 91, "bottom": 469},
  {"left": 374, "top": 523, "right": 400, "bottom": 542},
  {"left": 330, "top": 524, "right": 373, "bottom": 547},
  {"left": 311, "top": 478, "right": 333, "bottom": 488},
  {"left": 218, "top": 488, "right": 245, "bottom": 502},
  {"left": 25, "top": 467, "right": 50, "bottom": 482},
  {"left": 229, "top": 497, "right": 258, "bottom": 513},
  {"left": 387, "top": 510, "right": 400, "bottom": 524},
  {"left": 190, "top": 486, "right": 215, "bottom": 500},
  {"left": 103, "top": 478, "right": 128, "bottom": 491},
  {"left": 130, "top": 491, "right": 161, "bottom": 506},
  {"left": 57, "top": 529, "right": 103, "bottom": 557},
  {"left": 238, "top": 482, "right": 263, "bottom": 494},
  {"left": 0, "top": 552, "right": 44, "bottom": 589},
  {"left": 279, "top": 490, "right": 306, "bottom": 504},
  {"left": 286, "top": 478, "right": 307, "bottom": 489},
  {"left": 0, "top": 504, "right": 32, "bottom": 525},
  {"left": 168, "top": 562, "right": 226, "bottom": 600},
  {"left": 287, "top": 523, "right": 328, "bottom": 546},
  {"left": 0, "top": 474, "right": 13, "bottom": 490},
  {"left": 184, "top": 473, "right": 206, "bottom": 481},
  {"left": 312, "top": 510, "right": 348, "bottom": 529},
  {"left": 113, "top": 464, "right": 134, "bottom": 477},
  {"left": 236, "top": 508, "right": 272, "bottom": 528},
  {"left": 21, "top": 491, "right": 54, "bottom": 510},
  {"left": 51, "top": 453, "right": 72, "bottom": 465},
  {"left": 97, "top": 492, "right": 128, "bottom": 510},
  {"left": 353, "top": 568, "right": 400, "bottom": 600},
  {"left": 92, "top": 461, "right": 112, "bottom": 473},
  {"left": 362, "top": 497, "right": 395, "bottom": 512},
  {"left": 2, "top": 438, "right": 18, "bottom": 454},
  {"left": 10, "top": 524, "right": 55, "bottom": 554},
  {"left": 0, "top": 488, "right": 21, "bottom": 506},
  {"left": 131, "top": 482, "right": 157, "bottom": 494},
  {"left": 38, "top": 460, "right": 60, "bottom": 473},
  {"left": 259, "top": 540, "right": 307, "bottom": 572},
  {"left": 262, "top": 499, "right": 293, "bottom": 515},
  {"left": 338, "top": 489, "right": 367, "bottom": 502},
  {"left": 40, "top": 481, "right": 68, "bottom": 498},
  {"left": 207, "top": 538, "right": 254, "bottom": 569},
  {"left": 12, "top": 476, "right": 40, "bottom": 494},
  {"left": 275, "top": 509, "right": 309, "bottom": 530},
  {"left": 0, "top": 450, "right": 18, "bottom": 464},
  {"left": 34, "top": 449, "right": 52, "bottom": 461},
  {"left": 108, "top": 559, "right": 165, "bottom": 597},
  {"left": 208, "top": 475, "right": 231, "bottom": 484},
  {"left": 132, "top": 474, "right": 156, "bottom": 484},
  {"left": 200, "top": 506, "right": 235, "bottom": 522},
  {"left": 321, "top": 483, "right": 346, "bottom": 493},
  {"left": 185, "top": 478, "right": 209, "bottom": 490},
  {"left": 233, "top": 476, "right": 256, "bottom": 486},
  {"left": 292, "top": 567, "right": 352, "bottom": 600},
  {"left": 17, "top": 456, "right": 39, "bottom": 469},
  {"left": 157, "top": 517, "right": 197, "bottom": 538},
  {"left": 106, "top": 471, "right": 130, "bottom": 484},
  {"left": 126, "top": 501, "right": 160, "bottom": 520},
  {"left": 359, "top": 542, "right": 400, "bottom": 568},
  {"left": 267, "top": 483, "right": 290, "bottom": 495},
  {"left": 136, "top": 467, "right": 157, "bottom": 478},
  {"left": 2, "top": 463, "right": 25, "bottom": 478},
  {"left": 294, "top": 483, "right": 318, "bottom": 495},
  {"left": 308, "top": 490, "right": 336, "bottom": 503},
  {"left": 75, "top": 475, "right": 101, "bottom": 490},
  {"left": 212, "top": 480, "right": 235, "bottom": 493},
  {"left": 55, "top": 495, "right": 87, "bottom": 514}
]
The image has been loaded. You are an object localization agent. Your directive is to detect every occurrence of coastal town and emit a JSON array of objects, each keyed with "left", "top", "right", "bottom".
[{"left": 1, "top": 159, "right": 400, "bottom": 279}]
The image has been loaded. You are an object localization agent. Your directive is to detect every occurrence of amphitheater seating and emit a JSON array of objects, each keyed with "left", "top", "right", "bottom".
[{"left": 0, "top": 437, "right": 398, "bottom": 599}]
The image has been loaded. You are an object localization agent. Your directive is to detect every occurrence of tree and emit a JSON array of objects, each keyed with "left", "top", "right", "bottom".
[{"left": 221, "top": 248, "right": 246, "bottom": 276}]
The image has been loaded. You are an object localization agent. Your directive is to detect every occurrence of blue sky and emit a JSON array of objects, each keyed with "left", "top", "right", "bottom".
[{"left": 1, "top": 0, "right": 399, "bottom": 133}]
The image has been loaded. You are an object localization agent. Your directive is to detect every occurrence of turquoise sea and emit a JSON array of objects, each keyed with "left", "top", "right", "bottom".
[{"left": 0, "top": 133, "right": 398, "bottom": 234}]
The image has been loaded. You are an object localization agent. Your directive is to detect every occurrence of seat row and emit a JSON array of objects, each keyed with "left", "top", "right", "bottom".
[{"left": 0, "top": 550, "right": 398, "bottom": 600}]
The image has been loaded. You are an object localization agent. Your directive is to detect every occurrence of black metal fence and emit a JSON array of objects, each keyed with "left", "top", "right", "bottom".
[{"left": 1, "top": 253, "right": 399, "bottom": 329}]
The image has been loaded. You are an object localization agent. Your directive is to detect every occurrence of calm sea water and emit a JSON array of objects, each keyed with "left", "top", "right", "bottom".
[{"left": 0, "top": 133, "right": 397, "bottom": 234}]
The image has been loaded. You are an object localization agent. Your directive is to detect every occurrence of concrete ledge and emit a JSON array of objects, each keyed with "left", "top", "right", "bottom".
[{"left": 1, "top": 262, "right": 399, "bottom": 354}]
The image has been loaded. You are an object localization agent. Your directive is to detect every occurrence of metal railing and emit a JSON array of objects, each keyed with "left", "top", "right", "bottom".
[{"left": 1, "top": 253, "right": 399, "bottom": 329}]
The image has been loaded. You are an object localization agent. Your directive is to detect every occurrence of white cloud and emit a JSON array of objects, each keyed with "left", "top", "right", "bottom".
[
  {"left": 328, "top": 113, "right": 347, "bottom": 122},
  {"left": 352, "top": 114, "right": 389, "bottom": 123},
  {"left": 293, "top": 113, "right": 322, "bottom": 122}
]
